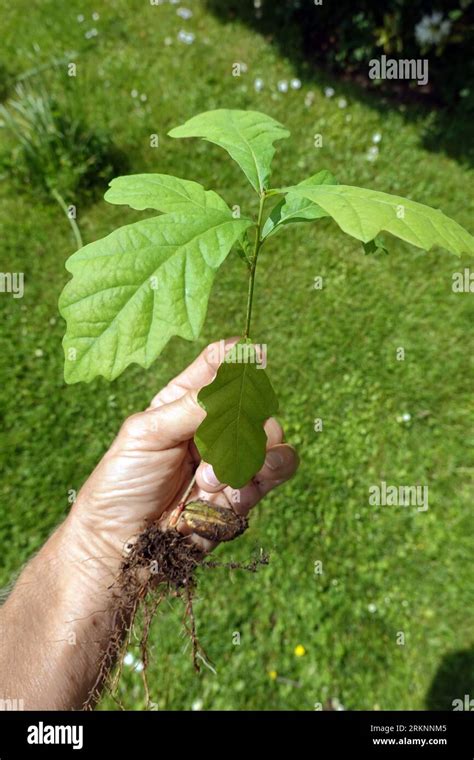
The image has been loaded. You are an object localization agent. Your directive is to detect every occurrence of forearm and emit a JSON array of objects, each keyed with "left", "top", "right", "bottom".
[{"left": 0, "top": 513, "right": 125, "bottom": 710}]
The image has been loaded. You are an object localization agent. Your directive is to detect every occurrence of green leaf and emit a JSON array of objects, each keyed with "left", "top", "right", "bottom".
[
  {"left": 262, "top": 170, "right": 338, "bottom": 238},
  {"left": 363, "top": 235, "right": 389, "bottom": 256},
  {"left": 195, "top": 343, "right": 279, "bottom": 489},
  {"left": 287, "top": 184, "right": 474, "bottom": 256},
  {"left": 168, "top": 109, "right": 290, "bottom": 194},
  {"left": 59, "top": 211, "right": 252, "bottom": 383},
  {"left": 104, "top": 173, "right": 229, "bottom": 214}
]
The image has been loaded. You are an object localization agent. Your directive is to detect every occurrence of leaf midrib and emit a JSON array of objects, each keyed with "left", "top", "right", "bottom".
[
  {"left": 202, "top": 363, "right": 260, "bottom": 462},
  {"left": 230, "top": 111, "right": 264, "bottom": 192}
]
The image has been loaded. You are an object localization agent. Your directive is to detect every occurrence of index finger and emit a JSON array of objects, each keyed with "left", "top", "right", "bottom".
[{"left": 149, "top": 337, "right": 239, "bottom": 408}]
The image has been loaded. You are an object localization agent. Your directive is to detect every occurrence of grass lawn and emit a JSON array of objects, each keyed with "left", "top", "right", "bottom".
[{"left": 1, "top": 0, "right": 473, "bottom": 711}]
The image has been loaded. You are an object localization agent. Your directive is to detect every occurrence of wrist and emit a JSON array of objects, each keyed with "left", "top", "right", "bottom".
[
  {"left": 4, "top": 514, "right": 126, "bottom": 710},
  {"left": 59, "top": 507, "right": 125, "bottom": 592}
]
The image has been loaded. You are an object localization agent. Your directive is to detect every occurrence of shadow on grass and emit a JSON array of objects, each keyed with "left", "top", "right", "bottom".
[
  {"left": 205, "top": 0, "right": 474, "bottom": 168},
  {"left": 0, "top": 82, "right": 130, "bottom": 206},
  {"left": 425, "top": 650, "right": 474, "bottom": 710}
]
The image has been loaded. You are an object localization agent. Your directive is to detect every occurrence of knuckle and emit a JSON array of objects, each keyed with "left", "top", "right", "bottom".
[
  {"left": 120, "top": 412, "right": 144, "bottom": 438},
  {"left": 184, "top": 389, "right": 199, "bottom": 414}
]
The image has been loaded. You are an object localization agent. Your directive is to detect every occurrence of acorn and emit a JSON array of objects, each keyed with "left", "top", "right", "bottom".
[{"left": 180, "top": 500, "right": 248, "bottom": 542}]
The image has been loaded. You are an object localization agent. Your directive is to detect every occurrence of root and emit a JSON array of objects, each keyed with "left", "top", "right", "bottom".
[
  {"left": 203, "top": 550, "right": 270, "bottom": 572},
  {"left": 83, "top": 522, "right": 269, "bottom": 710}
]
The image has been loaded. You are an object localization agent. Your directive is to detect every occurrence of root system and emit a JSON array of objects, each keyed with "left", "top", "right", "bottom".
[{"left": 83, "top": 521, "right": 268, "bottom": 710}]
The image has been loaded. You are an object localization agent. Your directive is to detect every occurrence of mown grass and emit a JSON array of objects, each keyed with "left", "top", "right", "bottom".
[{"left": 0, "top": 0, "right": 473, "bottom": 711}]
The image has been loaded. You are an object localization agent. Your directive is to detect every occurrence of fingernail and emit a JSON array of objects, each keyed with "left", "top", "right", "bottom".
[
  {"left": 202, "top": 464, "right": 221, "bottom": 487},
  {"left": 265, "top": 449, "right": 283, "bottom": 471}
]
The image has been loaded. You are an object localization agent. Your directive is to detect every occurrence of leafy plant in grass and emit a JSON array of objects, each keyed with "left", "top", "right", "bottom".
[
  {"left": 0, "top": 61, "right": 14, "bottom": 102},
  {"left": 59, "top": 108, "right": 474, "bottom": 490},
  {"left": 0, "top": 83, "right": 126, "bottom": 247},
  {"left": 57, "top": 108, "right": 474, "bottom": 697}
]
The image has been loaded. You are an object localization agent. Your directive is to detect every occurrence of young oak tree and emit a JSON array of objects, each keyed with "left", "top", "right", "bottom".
[{"left": 59, "top": 109, "right": 474, "bottom": 489}]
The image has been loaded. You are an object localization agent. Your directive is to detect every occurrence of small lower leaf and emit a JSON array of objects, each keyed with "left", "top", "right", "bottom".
[
  {"left": 363, "top": 235, "right": 389, "bottom": 255},
  {"left": 262, "top": 170, "right": 338, "bottom": 238},
  {"left": 195, "top": 343, "right": 279, "bottom": 489}
]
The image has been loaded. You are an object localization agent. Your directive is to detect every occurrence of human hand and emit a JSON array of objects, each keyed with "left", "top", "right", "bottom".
[{"left": 69, "top": 339, "right": 299, "bottom": 564}]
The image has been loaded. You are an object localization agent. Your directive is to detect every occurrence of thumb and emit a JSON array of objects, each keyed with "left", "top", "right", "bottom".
[{"left": 119, "top": 389, "right": 206, "bottom": 450}]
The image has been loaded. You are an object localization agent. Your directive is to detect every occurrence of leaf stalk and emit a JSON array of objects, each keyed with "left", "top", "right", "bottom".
[{"left": 244, "top": 191, "right": 266, "bottom": 339}]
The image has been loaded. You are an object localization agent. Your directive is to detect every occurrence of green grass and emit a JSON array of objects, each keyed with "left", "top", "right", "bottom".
[{"left": 1, "top": 0, "right": 473, "bottom": 711}]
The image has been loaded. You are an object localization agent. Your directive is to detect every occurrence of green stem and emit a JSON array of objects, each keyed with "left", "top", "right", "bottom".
[
  {"left": 51, "top": 188, "right": 83, "bottom": 250},
  {"left": 244, "top": 191, "right": 266, "bottom": 339}
]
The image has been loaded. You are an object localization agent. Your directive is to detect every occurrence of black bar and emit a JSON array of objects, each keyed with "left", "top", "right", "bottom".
[{"left": 0, "top": 710, "right": 472, "bottom": 757}]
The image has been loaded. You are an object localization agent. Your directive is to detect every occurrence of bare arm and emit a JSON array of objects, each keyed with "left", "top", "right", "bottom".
[{"left": 0, "top": 517, "right": 122, "bottom": 710}]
